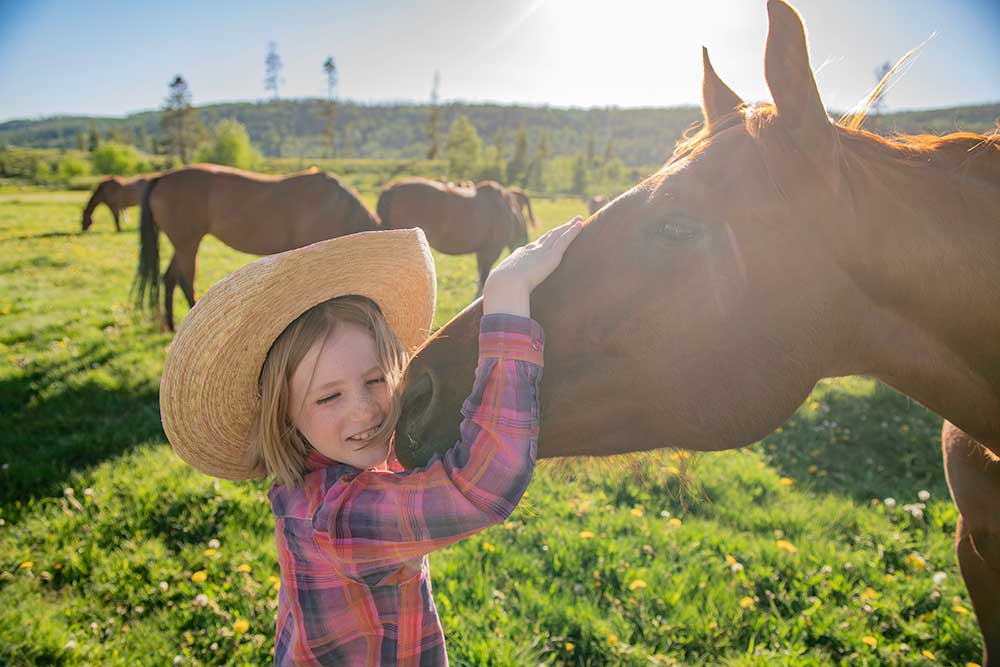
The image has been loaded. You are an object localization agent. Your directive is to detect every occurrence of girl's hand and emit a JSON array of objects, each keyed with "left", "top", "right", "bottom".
[{"left": 483, "top": 216, "right": 584, "bottom": 317}]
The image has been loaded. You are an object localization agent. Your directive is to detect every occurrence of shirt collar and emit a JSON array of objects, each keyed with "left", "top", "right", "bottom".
[{"left": 305, "top": 449, "right": 343, "bottom": 472}]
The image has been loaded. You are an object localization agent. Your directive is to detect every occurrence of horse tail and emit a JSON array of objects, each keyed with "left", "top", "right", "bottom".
[
  {"left": 133, "top": 176, "right": 162, "bottom": 316},
  {"left": 376, "top": 188, "right": 394, "bottom": 229},
  {"left": 515, "top": 189, "right": 536, "bottom": 228}
]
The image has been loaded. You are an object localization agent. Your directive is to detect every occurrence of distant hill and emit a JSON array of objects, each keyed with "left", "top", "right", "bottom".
[{"left": 1, "top": 99, "right": 997, "bottom": 167}]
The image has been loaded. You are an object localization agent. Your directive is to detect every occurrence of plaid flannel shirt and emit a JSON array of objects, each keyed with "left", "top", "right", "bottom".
[{"left": 268, "top": 313, "right": 544, "bottom": 666}]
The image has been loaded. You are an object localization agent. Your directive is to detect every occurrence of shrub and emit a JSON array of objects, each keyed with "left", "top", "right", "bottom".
[
  {"left": 196, "top": 120, "right": 261, "bottom": 170},
  {"left": 58, "top": 155, "right": 91, "bottom": 180},
  {"left": 91, "top": 142, "right": 139, "bottom": 175}
]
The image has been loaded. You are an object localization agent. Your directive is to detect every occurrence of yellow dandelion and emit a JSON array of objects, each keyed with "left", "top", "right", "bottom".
[
  {"left": 725, "top": 555, "right": 738, "bottom": 566},
  {"left": 630, "top": 507, "right": 644, "bottom": 517},
  {"left": 952, "top": 604, "right": 969, "bottom": 615},
  {"left": 860, "top": 587, "right": 879, "bottom": 601},
  {"left": 776, "top": 540, "right": 798, "bottom": 554},
  {"left": 236, "top": 564, "right": 251, "bottom": 573},
  {"left": 481, "top": 542, "right": 496, "bottom": 552},
  {"left": 807, "top": 465, "right": 818, "bottom": 474},
  {"left": 809, "top": 401, "right": 821, "bottom": 411},
  {"left": 665, "top": 465, "right": 681, "bottom": 475},
  {"left": 607, "top": 635, "right": 618, "bottom": 646},
  {"left": 233, "top": 619, "right": 250, "bottom": 634},
  {"left": 672, "top": 450, "right": 690, "bottom": 462},
  {"left": 883, "top": 573, "right": 895, "bottom": 582},
  {"left": 1, "top": 305, "right": 9, "bottom": 315},
  {"left": 53, "top": 563, "right": 62, "bottom": 570},
  {"left": 667, "top": 518, "right": 682, "bottom": 528},
  {"left": 203, "top": 548, "right": 217, "bottom": 557},
  {"left": 739, "top": 597, "right": 755, "bottom": 609},
  {"left": 565, "top": 642, "right": 575, "bottom": 651},
  {"left": 268, "top": 575, "right": 281, "bottom": 589},
  {"left": 966, "top": 663, "right": 983, "bottom": 667},
  {"left": 921, "top": 650, "right": 935, "bottom": 660},
  {"left": 504, "top": 521, "right": 515, "bottom": 530},
  {"left": 191, "top": 570, "right": 208, "bottom": 583},
  {"left": 906, "top": 553, "right": 927, "bottom": 570},
  {"left": 629, "top": 579, "right": 647, "bottom": 591},
  {"left": 18, "top": 561, "right": 33, "bottom": 569},
  {"left": 578, "top": 530, "right": 595, "bottom": 539},
  {"left": 779, "top": 477, "right": 795, "bottom": 487},
  {"left": 861, "top": 635, "right": 878, "bottom": 648}
]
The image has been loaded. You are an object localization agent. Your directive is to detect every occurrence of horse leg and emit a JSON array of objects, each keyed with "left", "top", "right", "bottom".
[
  {"left": 942, "top": 420, "right": 1000, "bottom": 665},
  {"left": 162, "top": 241, "right": 200, "bottom": 331},
  {"left": 475, "top": 245, "right": 502, "bottom": 297},
  {"left": 113, "top": 208, "right": 122, "bottom": 233},
  {"left": 163, "top": 256, "right": 179, "bottom": 333}
]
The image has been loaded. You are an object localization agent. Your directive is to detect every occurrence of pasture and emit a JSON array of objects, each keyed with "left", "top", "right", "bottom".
[{"left": 0, "top": 184, "right": 983, "bottom": 665}]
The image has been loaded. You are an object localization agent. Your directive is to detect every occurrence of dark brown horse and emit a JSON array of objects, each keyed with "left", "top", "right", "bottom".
[
  {"left": 377, "top": 178, "right": 529, "bottom": 293},
  {"left": 395, "top": 1, "right": 1000, "bottom": 661},
  {"left": 82, "top": 175, "right": 156, "bottom": 232},
  {"left": 135, "top": 164, "right": 378, "bottom": 331}
]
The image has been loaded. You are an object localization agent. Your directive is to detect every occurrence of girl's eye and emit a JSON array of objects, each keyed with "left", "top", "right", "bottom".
[
  {"left": 368, "top": 377, "right": 386, "bottom": 385},
  {"left": 317, "top": 393, "right": 340, "bottom": 405}
]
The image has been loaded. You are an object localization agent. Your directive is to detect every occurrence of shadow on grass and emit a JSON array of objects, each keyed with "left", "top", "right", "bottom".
[
  {"left": 757, "top": 377, "right": 949, "bottom": 504},
  {"left": 0, "top": 339, "right": 164, "bottom": 515}
]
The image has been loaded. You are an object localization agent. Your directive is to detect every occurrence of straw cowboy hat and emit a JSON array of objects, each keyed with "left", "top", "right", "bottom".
[{"left": 160, "top": 229, "right": 436, "bottom": 480}]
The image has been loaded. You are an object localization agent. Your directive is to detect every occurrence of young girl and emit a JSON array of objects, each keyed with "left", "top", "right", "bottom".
[{"left": 160, "top": 218, "right": 583, "bottom": 666}]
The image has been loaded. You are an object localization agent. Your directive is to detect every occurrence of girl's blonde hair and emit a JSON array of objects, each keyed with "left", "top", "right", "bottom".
[{"left": 252, "top": 295, "right": 408, "bottom": 488}]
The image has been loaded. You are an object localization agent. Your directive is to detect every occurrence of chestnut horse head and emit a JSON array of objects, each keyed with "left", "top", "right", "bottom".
[{"left": 396, "top": 0, "right": 1000, "bottom": 468}]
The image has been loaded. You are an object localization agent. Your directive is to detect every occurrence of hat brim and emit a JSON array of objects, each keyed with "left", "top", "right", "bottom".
[{"left": 160, "top": 228, "right": 436, "bottom": 480}]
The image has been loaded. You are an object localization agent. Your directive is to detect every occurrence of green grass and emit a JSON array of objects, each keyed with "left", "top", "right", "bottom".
[{"left": 0, "top": 192, "right": 983, "bottom": 666}]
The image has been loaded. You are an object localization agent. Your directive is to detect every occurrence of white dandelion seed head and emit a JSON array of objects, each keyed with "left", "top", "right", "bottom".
[
  {"left": 918, "top": 490, "right": 930, "bottom": 502},
  {"left": 208, "top": 538, "right": 220, "bottom": 550},
  {"left": 64, "top": 640, "right": 77, "bottom": 650},
  {"left": 884, "top": 497, "right": 896, "bottom": 509},
  {"left": 731, "top": 563, "right": 744, "bottom": 573},
  {"left": 933, "top": 572, "right": 946, "bottom": 586},
  {"left": 159, "top": 581, "right": 169, "bottom": 592}
]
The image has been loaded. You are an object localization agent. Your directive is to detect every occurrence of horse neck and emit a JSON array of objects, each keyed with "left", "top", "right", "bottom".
[
  {"left": 840, "top": 134, "right": 1000, "bottom": 443},
  {"left": 83, "top": 188, "right": 105, "bottom": 215}
]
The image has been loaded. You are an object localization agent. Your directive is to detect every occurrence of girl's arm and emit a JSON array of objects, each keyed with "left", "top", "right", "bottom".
[
  {"left": 314, "top": 217, "right": 582, "bottom": 571},
  {"left": 312, "top": 312, "right": 543, "bottom": 569}
]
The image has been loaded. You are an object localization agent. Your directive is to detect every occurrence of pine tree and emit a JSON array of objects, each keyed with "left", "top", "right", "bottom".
[
  {"left": 427, "top": 71, "right": 441, "bottom": 160},
  {"left": 445, "top": 115, "right": 482, "bottom": 179},
  {"left": 507, "top": 123, "right": 528, "bottom": 186},
  {"left": 161, "top": 76, "right": 203, "bottom": 163},
  {"left": 323, "top": 56, "right": 338, "bottom": 158}
]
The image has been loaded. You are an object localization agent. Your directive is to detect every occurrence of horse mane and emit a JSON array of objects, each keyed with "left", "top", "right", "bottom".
[{"left": 663, "top": 100, "right": 1000, "bottom": 186}]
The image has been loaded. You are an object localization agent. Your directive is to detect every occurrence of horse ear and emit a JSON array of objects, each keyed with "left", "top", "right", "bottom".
[
  {"left": 764, "top": 0, "right": 838, "bottom": 182},
  {"left": 702, "top": 47, "right": 744, "bottom": 128}
]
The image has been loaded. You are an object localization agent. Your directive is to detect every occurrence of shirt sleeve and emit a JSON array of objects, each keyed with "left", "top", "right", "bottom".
[{"left": 312, "top": 313, "right": 544, "bottom": 571}]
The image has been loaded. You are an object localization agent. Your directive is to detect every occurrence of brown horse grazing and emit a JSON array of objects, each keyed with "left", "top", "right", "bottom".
[
  {"left": 82, "top": 175, "right": 157, "bottom": 232},
  {"left": 395, "top": 1, "right": 1000, "bottom": 661},
  {"left": 588, "top": 194, "right": 609, "bottom": 215},
  {"left": 377, "top": 178, "right": 530, "bottom": 293},
  {"left": 135, "top": 164, "right": 379, "bottom": 331}
]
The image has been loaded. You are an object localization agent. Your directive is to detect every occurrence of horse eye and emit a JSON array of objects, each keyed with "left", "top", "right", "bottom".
[{"left": 659, "top": 219, "right": 702, "bottom": 242}]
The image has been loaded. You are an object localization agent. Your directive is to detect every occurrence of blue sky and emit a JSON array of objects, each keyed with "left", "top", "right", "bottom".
[{"left": 1, "top": 0, "right": 997, "bottom": 123}]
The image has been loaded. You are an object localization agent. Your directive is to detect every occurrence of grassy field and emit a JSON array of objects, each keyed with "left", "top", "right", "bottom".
[{"left": 0, "top": 186, "right": 984, "bottom": 666}]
